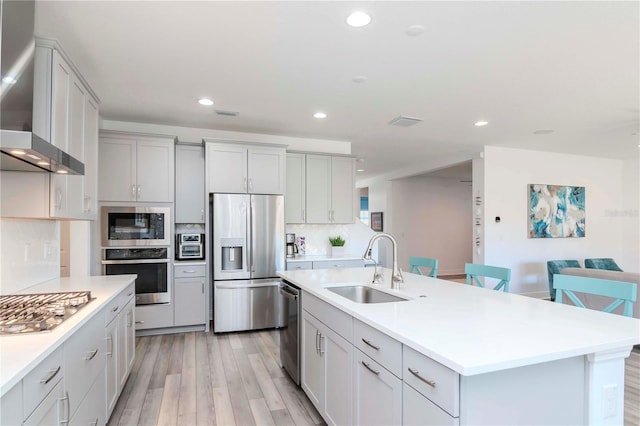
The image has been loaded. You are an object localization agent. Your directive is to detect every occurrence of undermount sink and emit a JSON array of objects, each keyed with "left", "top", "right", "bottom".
[{"left": 327, "top": 285, "right": 407, "bottom": 304}]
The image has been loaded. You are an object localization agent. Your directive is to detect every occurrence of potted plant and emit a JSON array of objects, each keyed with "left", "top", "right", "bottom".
[{"left": 329, "top": 235, "right": 346, "bottom": 256}]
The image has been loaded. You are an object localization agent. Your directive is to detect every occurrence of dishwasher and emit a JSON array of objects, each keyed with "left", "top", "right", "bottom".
[{"left": 279, "top": 280, "right": 300, "bottom": 385}]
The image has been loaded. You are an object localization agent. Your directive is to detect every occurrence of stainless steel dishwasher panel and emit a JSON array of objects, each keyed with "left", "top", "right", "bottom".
[{"left": 279, "top": 280, "right": 300, "bottom": 385}]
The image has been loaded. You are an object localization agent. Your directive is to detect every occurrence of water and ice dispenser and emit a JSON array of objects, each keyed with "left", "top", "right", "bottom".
[{"left": 220, "top": 238, "right": 244, "bottom": 271}]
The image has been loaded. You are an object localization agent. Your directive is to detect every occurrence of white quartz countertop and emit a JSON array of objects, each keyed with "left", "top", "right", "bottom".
[
  {"left": 278, "top": 268, "right": 640, "bottom": 376},
  {"left": 0, "top": 275, "right": 136, "bottom": 397},
  {"left": 286, "top": 254, "right": 372, "bottom": 263}
]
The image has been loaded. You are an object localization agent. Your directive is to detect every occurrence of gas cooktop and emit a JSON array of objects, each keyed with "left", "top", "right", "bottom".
[{"left": 0, "top": 291, "right": 93, "bottom": 335}]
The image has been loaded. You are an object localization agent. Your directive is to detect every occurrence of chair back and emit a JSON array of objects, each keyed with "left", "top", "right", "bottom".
[
  {"left": 464, "top": 263, "right": 511, "bottom": 292},
  {"left": 553, "top": 274, "right": 637, "bottom": 317},
  {"left": 546, "top": 260, "right": 581, "bottom": 301},
  {"left": 409, "top": 257, "right": 439, "bottom": 278},
  {"left": 584, "top": 258, "right": 623, "bottom": 272}
]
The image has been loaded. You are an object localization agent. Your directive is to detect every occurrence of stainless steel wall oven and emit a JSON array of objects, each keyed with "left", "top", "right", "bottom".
[{"left": 102, "top": 248, "right": 170, "bottom": 305}]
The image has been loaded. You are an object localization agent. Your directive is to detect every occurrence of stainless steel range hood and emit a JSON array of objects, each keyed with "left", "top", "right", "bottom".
[{"left": 0, "top": 0, "right": 84, "bottom": 175}]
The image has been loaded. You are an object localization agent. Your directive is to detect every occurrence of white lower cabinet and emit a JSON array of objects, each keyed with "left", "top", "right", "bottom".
[
  {"left": 174, "top": 263, "right": 207, "bottom": 327},
  {"left": 0, "top": 381, "right": 22, "bottom": 425},
  {"left": 70, "top": 371, "right": 105, "bottom": 426},
  {"left": 354, "top": 350, "right": 402, "bottom": 426},
  {"left": 105, "top": 286, "right": 136, "bottom": 421},
  {"left": 403, "top": 383, "right": 458, "bottom": 426},
  {"left": 23, "top": 380, "right": 65, "bottom": 426},
  {"left": 301, "top": 310, "right": 353, "bottom": 426}
]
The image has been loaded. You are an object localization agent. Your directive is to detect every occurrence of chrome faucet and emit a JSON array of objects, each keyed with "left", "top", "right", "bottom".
[{"left": 362, "top": 233, "right": 404, "bottom": 290}]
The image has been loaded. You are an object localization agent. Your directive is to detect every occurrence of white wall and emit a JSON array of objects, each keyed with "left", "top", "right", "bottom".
[
  {"left": 390, "top": 176, "right": 472, "bottom": 275},
  {"left": 0, "top": 219, "right": 60, "bottom": 294},
  {"left": 367, "top": 180, "right": 394, "bottom": 267},
  {"left": 620, "top": 158, "right": 639, "bottom": 271},
  {"left": 482, "top": 146, "right": 633, "bottom": 298}
]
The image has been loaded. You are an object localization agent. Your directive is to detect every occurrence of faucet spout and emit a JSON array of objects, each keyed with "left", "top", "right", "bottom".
[{"left": 363, "top": 233, "right": 404, "bottom": 290}]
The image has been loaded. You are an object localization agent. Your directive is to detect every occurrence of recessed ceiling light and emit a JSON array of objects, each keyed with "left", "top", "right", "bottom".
[
  {"left": 533, "top": 129, "right": 554, "bottom": 135},
  {"left": 406, "top": 25, "right": 425, "bottom": 36},
  {"left": 198, "top": 98, "right": 214, "bottom": 106},
  {"left": 2, "top": 76, "right": 17, "bottom": 84},
  {"left": 474, "top": 121, "right": 489, "bottom": 127},
  {"left": 346, "top": 11, "right": 371, "bottom": 27},
  {"left": 313, "top": 112, "right": 327, "bottom": 119},
  {"left": 357, "top": 169, "right": 365, "bottom": 172},
  {"left": 352, "top": 76, "right": 368, "bottom": 83}
]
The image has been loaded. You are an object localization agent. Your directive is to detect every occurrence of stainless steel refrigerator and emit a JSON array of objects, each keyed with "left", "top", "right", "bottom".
[{"left": 211, "top": 193, "right": 285, "bottom": 333}]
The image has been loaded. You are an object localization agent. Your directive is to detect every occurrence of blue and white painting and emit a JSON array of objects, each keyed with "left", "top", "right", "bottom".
[{"left": 529, "top": 184, "right": 585, "bottom": 238}]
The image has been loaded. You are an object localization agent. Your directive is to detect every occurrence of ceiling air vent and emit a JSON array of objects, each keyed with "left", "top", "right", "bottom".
[
  {"left": 388, "top": 116, "right": 422, "bottom": 127},
  {"left": 215, "top": 110, "right": 239, "bottom": 117}
]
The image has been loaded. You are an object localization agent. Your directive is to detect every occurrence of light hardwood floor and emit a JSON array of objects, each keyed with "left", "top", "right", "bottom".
[
  {"left": 108, "top": 329, "right": 323, "bottom": 426},
  {"left": 109, "top": 329, "right": 640, "bottom": 426}
]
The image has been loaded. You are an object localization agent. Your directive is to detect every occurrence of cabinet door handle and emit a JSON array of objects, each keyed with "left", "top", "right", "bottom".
[
  {"left": 127, "top": 311, "right": 133, "bottom": 328},
  {"left": 361, "top": 361, "right": 380, "bottom": 376},
  {"left": 248, "top": 178, "right": 253, "bottom": 191},
  {"left": 301, "top": 209, "right": 305, "bottom": 221},
  {"left": 319, "top": 334, "right": 325, "bottom": 355},
  {"left": 112, "top": 305, "right": 119, "bottom": 313},
  {"left": 201, "top": 209, "right": 205, "bottom": 222},
  {"left": 315, "top": 330, "right": 320, "bottom": 353},
  {"left": 361, "top": 338, "right": 380, "bottom": 350},
  {"left": 137, "top": 185, "right": 141, "bottom": 198},
  {"left": 106, "top": 334, "right": 113, "bottom": 357},
  {"left": 90, "top": 418, "right": 99, "bottom": 426},
  {"left": 243, "top": 177, "right": 247, "bottom": 191},
  {"left": 407, "top": 367, "right": 437, "bottom": 388},
  {"left": 58, "top": 391, "right": 70, "bottom": 425},
  {"left": 40, "top": 365, "right": 61, "bottom": 384},
  {"left": 83, "top": 349, "right": 99, "bottom": 361},
  {"left": 131, "top": 184, "right": 136, "bottom": 200}
]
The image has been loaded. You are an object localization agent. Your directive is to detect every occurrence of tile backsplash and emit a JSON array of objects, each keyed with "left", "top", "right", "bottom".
[
  {"left": 0, "top": 219, "right": 60, "bottom": 294},
  {"left": 286, "top": 219, "right": 377, "bottom": 258}
]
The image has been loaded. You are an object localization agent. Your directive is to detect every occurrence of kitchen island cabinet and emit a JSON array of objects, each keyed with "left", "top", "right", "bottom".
[
  {"left": 0, "top": 275, "right": 136, "bottom": 425},
  {"left": 279, "top": 267, "right": 640, "bottom": 425}
]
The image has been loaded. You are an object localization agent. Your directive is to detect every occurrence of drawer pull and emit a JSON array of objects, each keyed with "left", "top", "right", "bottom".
[
  {"left": 40, "top": 365, "right": 61, "bottom": 384},
  {"left": 361, "top": 361, "right": 380, "bottom": 376},
  {"left": 112, "top": 305, "right": 119, "bottom": 313},
  {"left": 408, "top": 367, "right": 437, "bottom": 388},
  {"left": 135, "top": 320, "right": 145, "bottom": 324},
  {"left": 83, "top": 349, "right": 99, "bottom": 361},
  {"left": 127, "top": 291, "right": 133, "bottom": 297},
  {"left": 183, "top": 269, "right": 197, "bottom": 273},
  {"left": 90, "top": 418, "right": 99, "bottom": 426},
  {"left": 361, "top": 338, "right": 380, "bottom": 350}
]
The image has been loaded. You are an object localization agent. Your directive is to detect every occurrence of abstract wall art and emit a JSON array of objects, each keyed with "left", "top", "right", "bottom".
[{"left": 528, "top": 184, "right": 585, "bottom": 238}]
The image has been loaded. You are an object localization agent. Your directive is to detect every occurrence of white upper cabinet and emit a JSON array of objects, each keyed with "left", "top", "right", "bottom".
[
  {"left": 300, "top": 154, "right": 355, "bottom": 224},
  {"left": 99, "top": 133, "right": 175, "bottom": 203},
  {"left": 285, "top": 153, "right": 306, "bottom": 223},
  {"left": 1, "top": 39, "right": 100, "bottom": 220},
  {"left": 205, "top": 141, "right": 285, "bottom": 194},
  {"left": 175, "top": 144, "right": 205, "bottom": 223}
]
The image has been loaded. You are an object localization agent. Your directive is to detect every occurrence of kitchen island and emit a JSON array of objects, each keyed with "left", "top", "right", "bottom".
[
  {"left": 278, "top": 267, "right": 640, "bottom": 425},
  {"left": 0, "top": 275, "right": 136, "bottom": 425}
]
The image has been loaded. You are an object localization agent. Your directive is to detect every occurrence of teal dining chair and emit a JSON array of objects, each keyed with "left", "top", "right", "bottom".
[
  {"left": 553, "top": 274, "right": 637, "bottom": 317},
  {"left": 465, "top": 263, "right": 511, "bottom": 292},
  {"left": 547, "top": 260, "right": 581, "bottom": 301},
  {"left": 409, "top": 256, "right": 439, "bottom": 278},
  {"left": 584, "top": 258, "right": 623, "bottom": 272}
]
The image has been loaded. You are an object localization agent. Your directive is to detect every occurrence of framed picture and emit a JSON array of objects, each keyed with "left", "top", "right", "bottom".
[
  {"left": 528, "top": 184, "right": 585, "bottom": 238},
  {"left": 371, "top": 212, "right": 383, "bottom": 232}
]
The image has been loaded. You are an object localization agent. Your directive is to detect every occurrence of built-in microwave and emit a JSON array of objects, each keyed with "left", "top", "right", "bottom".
[
  {"left": 101, "top": 206, "right": 171, "bottom": 247},
  {"left": 176, "top": 233, "right": 205, "bottom": 260}
]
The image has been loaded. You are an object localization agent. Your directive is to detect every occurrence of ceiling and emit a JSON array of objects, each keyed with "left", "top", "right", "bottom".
[{"left": 34, "top": 1, "right": 639, "bottom": 181}]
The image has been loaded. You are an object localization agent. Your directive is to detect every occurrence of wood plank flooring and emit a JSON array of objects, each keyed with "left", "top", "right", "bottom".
[
  {"left": 108, "top": 329, "right": 323, "bottom": 426},
  {"left": 109, "top": 329, "right": 640, "bottom": 426}
]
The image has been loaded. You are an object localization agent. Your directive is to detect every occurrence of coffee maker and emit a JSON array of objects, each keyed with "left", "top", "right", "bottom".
[{"left": 286, "top": 233, "right": 297, "bottom": 258}]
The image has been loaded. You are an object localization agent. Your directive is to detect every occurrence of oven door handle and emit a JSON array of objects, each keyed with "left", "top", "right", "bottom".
[{"left": 101, "top": 259, "right": 170, "bottom": 265}]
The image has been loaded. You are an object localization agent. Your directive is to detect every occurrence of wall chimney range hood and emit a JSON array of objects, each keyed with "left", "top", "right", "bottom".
[{"left": 0, "top": 0, "right": 85, "bottom": 175}]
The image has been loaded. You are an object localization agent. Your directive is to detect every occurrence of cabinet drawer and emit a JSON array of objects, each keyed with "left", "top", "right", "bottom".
[
  {"left": 65, "top": 313, "right": 105, "bottom": 417},
  {"left": 286, "top": 261, "right": 313, "bottom": 271},
  {"left": 403, "top": 346, "right": 459, "bottom": 417},
  {"left": 104, "top": 283, "right": 135, "bottom": 326},
  {"left": 354, "top": 319, "right": 402, "bottom": 377},
  {"left": 174, "top": 264, "right": 206, "bottom": 278},
  {"left": 303, "top": 292, "right": 352, "bottom": 341},
  {"left": 23, "top": 345, "right": 64, "bottom": 419},
  {"left": 313, "top": 259, "right": 364, "bottom": 269},
  {"left": 403, "top": 383, "right": 459, "bottom": 425},
  {"left": 135, "top": 304, "right": 174, "bottom": 330}
]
